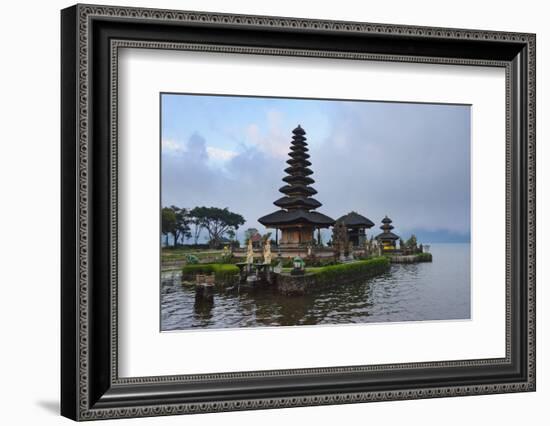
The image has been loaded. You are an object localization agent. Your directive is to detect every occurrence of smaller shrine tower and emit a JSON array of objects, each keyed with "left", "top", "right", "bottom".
[
  {"left": 375, "top": 216, "right": 400, "bottom": 250},
  {"left": 336, "top": 211, "right": 375, "bottom": 247}
]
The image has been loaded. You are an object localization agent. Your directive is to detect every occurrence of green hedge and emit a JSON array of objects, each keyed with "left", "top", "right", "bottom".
[
  {"left": 415, "top": 253, "right": 433, "bottom": 262},
  {"left": 181, "top": 263, "right": 239, "bottom": 283},
  {"left": 309, "top": 257, "right": 390, "bottom": 284},
  {"left": 181, "top": 258, "right": 390, "bottom": 286}
]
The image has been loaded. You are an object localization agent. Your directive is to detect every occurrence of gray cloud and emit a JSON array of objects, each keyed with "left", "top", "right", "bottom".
[
  {"left": 162, "top": 101, "right": 470, "bottom": 243},
  {"left": 162, "top": 134, "right": 283, "bottom": 241},
  {"left": 312, "top": 102, "right": 470, "bottom": 239}
]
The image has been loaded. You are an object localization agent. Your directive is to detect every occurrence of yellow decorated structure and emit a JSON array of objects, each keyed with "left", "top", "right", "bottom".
[{"left": 375, "top": 216, "right": 400, "bottom": 250}]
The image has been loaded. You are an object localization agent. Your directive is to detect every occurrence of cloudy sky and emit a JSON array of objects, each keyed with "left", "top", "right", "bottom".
[{"left": 161, "top": 93, "right": 470, "bottom": 243}]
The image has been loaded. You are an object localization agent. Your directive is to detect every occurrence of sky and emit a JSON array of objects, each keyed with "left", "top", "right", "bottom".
[{"left": 161, "top": 93, "right": 471, "bottom": 244}]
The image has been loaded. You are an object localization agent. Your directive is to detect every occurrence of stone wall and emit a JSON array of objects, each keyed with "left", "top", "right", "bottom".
[
  {"left": 389, "top": 253, "right": 433, "bottom": 263},
  {"left": 275, "top": 257, "right": 390, "bottom": 295},
  {"left": 233, "top": 247, "right": 335, "bottom": 259},
  {"left": 276, "top": 273, "right": 318, "bottom": 295}
]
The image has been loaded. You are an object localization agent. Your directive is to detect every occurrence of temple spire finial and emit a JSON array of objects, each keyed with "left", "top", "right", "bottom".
[{"left": 292, "top": 124, "right": 306, "bottom": 135}]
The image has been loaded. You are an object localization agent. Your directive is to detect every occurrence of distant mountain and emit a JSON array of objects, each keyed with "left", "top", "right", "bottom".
[{"left": 398, "top": 229, "right": 470, "bottom": 244}]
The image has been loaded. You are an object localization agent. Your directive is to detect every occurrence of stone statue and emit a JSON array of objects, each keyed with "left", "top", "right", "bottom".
[
  {"left": 376, "top": 241, "right": 382, "bottom": 256},
  {"left": 365, "top": 237, "right": 373, "bottom": 256},
  {"left": 263, "top": 239, "right": 272, "bottom": 265},
  {"left": 348, "top": 242, "right": 354, "bottom": 260},
  {"left": 246, "top": 238, "right": 254, "bottom": 264}
]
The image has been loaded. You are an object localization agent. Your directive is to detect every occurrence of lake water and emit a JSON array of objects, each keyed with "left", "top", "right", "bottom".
[{"left": 160, "top": 243, "right": 470, "bottom": 331}]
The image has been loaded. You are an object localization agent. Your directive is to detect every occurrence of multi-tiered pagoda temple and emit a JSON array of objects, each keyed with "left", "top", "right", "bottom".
[
  {"left": 375, "top": 216, "right": 400, "bottom": 250},
  {"left": 258, "top": 125, "right": 335, "bottom": 248}
]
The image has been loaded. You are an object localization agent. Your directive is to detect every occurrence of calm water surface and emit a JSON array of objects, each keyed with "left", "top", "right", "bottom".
[{"left": 161, "top": 243, "right": 470, "bottom": 331}]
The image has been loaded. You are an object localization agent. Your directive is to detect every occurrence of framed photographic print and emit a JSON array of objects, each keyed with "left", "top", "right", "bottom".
[{"left": 61, "top": 4, "right": 536, "bottom": 421}]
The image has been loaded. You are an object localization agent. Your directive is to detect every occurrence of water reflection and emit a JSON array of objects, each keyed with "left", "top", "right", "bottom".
[
  {"left": 161, "top": 244, "right": 470, "bottom": 331},
  {"left": 193, "top": 299, "right": 214, "bottom": 322}
]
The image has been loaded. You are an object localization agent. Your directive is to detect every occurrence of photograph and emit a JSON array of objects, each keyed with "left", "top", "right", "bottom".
[{"left": 160, "top": 93, "right": 471, "bottom": 331}]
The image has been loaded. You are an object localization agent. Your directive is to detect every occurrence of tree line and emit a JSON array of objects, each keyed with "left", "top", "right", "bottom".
[{"left": 161, "top": 206, "right": 245, "bottom": 247}]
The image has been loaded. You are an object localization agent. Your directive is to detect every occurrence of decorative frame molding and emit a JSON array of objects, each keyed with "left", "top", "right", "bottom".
[{"left": 61, "top": 4, "right": 535, "bottom": 421}]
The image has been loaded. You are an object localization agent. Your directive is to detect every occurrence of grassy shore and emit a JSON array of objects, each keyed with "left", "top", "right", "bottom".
[{"left": 162, "top": 247, "right": 224, "bottom": 262}]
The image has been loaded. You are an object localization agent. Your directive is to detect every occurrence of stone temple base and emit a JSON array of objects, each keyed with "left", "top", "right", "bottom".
[
  {"left": 233, "top": 247, "right": 335, "bottom": 259},
  {"left": 275, "top": 247, "right": 334, "bottom": 258},
  {"left": 276, "top": 273, "right": 318, "bottom": 296},
  {"left": 275, "top": 257, "right": 390, "bottom": 295}
]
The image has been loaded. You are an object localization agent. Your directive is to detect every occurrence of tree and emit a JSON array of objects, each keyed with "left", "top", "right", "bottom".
[
  {"left": 406, "top": 234, "right": 418, "bottom": 249},
  {"left": 196, "top": 207, "right": 245, "bottom": 247},
  {"left": 244, "top": 228, "right": 259, "bottom": 243},
  {"left": 170, "top": 206, "right": 192, "bottom": 246},
  {"left": 226, "top": 229, "right": 236, "bottom": 241},
  {"left": 189, "top": 206, "right": 208, "bottom": 245},
  {"left": 161, "top": 207, "right": 177, "bottom": 246},
  {"left": 399, "top": 238, "right": 405, "bottom": 250}
]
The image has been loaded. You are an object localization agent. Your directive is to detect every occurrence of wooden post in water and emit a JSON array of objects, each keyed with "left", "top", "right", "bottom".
[
  {"left": 195, "top": 274, "right": 215, "bottom": 303},
  {"left": 195, "top": 284, "right": 214, "bottom": 303}
]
